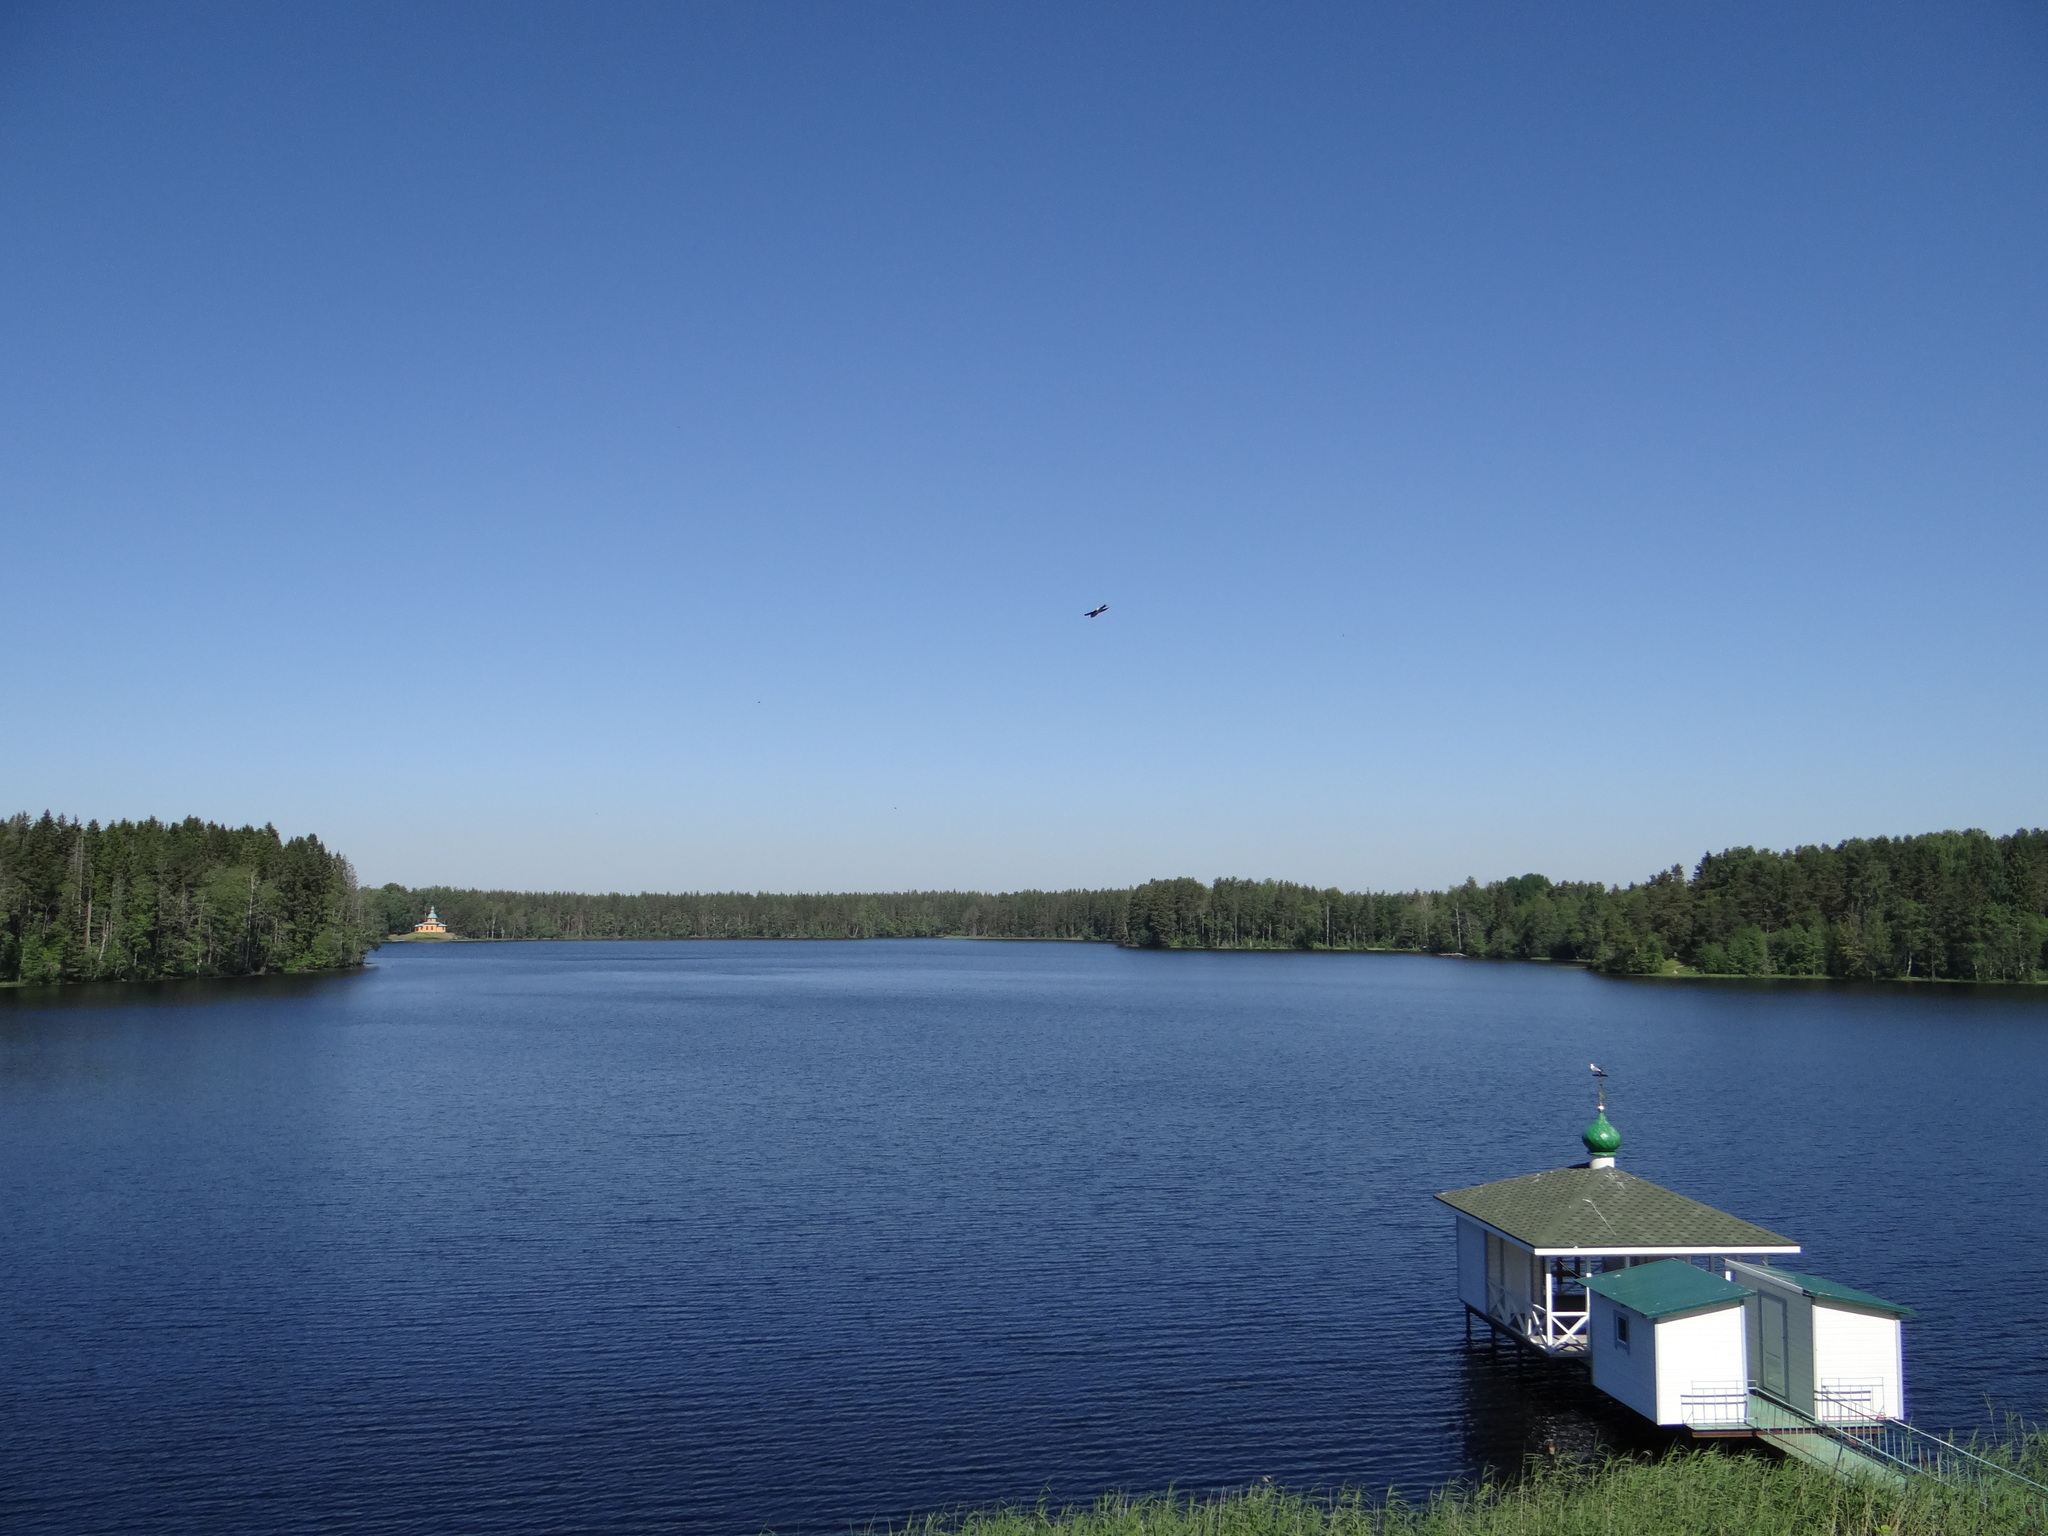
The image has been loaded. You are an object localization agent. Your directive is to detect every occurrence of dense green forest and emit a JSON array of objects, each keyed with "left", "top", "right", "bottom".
[
  {"left": 9, "top": 814, "right": 2040, "bottom": 986},
  {"left": 362, "top": 883, "right": 1128, "bottom": 946},
  {"left": 0, "top": 813, "right": 369, "bottom": 985},
  {"left": 370, "top": 826, "right": 2048, "bottom": 983}
]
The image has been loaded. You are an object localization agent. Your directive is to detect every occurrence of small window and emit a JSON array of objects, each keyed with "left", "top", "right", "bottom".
[{"left": 1614, "top": 1312, "right": 1631, "bottom": 1349}]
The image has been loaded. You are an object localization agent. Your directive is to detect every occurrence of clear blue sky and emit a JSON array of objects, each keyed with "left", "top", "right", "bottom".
[{"left": 3, "top": 2, "right": 2043, "bottom": 894}]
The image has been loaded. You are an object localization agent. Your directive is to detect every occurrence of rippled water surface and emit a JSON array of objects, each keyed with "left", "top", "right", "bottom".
[{"left": 3, "top": 941, "right": 2045, "bottom": 1534}]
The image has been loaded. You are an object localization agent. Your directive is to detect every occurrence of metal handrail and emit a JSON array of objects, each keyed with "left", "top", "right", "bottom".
[
  {"left": 1749, "top": 1391, "right": 2048, "bottom": 1499},
  {"left": 1842, "top": 1416, "right": 2048, "bottom": 1495}
]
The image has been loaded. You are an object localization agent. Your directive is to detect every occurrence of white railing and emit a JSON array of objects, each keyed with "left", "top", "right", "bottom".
[
  {"left": 1682, "top": 1384, "right": 1751, "bottom": 1426},
  {"left": 1497, "top": 1305, "right": 1588, "bottom": 1351},
  {"left": 1816, "top": 1381, "right": 1884, "bottom": 1423}
]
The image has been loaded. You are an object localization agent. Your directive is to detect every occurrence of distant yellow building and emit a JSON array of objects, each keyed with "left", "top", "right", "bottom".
[{"left": 413, "top": 906, "right": 448, "bottom": 934}]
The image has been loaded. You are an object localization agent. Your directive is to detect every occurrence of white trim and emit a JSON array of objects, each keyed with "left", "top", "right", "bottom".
[
  {"left": 1446, "top": 1211, "right": 1799, "bottom": 1258},
  {"left": 1533, "top": 1244, "right": 1801, "bottom": 1257}
]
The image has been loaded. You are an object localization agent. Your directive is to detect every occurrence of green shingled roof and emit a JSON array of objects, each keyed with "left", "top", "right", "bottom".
[
  {"left": 1435, "top": 1165, "right": 1798, "bottom": 1251},
  {"left": 1784, "top": 1272, "right": 1915, "bottom": 1317},
  {"left": 1583, "top": 1260, "right": 1753, "bottom": 1320}
]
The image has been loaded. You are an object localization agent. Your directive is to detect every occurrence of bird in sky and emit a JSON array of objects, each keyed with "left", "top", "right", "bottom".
[{"left": 1083, "top": 603, "right": 1109, "bottom": 618}]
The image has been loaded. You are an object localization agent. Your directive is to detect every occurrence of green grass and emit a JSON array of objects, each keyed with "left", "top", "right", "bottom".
[{"left": 876, "top": 1442, "right": 2048, "bottom": 1536}]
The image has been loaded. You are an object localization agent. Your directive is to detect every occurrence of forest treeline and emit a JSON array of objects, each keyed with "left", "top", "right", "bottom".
[
  {"left": 363, "top": 884, "right": 1129, "bottom": 946},
  {"left": 7, "top": 813, "right": 2041, "bottom": 986},
  {"left": 1, "top": 813, "right": 369, "bottom": 985},
  {"left": 370, "top": 826, "right": 2048, "bottom": 983}
]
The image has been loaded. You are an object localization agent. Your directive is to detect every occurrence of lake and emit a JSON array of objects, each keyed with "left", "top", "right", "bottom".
[{"left": 2, "top": 940, "right": 2044, "bottom": 1535}]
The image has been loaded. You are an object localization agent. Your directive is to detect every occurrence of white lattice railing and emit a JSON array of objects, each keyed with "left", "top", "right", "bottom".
[
  {"left": 1498, "top": 1305, "right": 1588, "bottom": 1350},
  {"left": 1681, "top": 1384, "right": 1751, "bottom": 1426}
]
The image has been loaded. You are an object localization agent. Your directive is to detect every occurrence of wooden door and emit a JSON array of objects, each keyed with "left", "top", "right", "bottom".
[{"left": 1759, "top": 1292, "right": 1790, "bottom": 1398}]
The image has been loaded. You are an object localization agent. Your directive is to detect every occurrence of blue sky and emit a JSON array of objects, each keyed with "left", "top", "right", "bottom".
[{"left": 3, "top": 1, "right": 2043, "bottom": 893}]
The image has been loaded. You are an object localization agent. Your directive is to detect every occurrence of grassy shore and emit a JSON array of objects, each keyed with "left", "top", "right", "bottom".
[{"left": 883, "top": 1444, "right": 2048, "bottom": 1536}]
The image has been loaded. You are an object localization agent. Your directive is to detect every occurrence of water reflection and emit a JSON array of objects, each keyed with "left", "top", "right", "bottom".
[
  {"left": 0, "top": 966, "right": 371, "bottom": 1013},
  {"left": 1456, "top": 1329, "right": 1675, "bottom": 1476}
]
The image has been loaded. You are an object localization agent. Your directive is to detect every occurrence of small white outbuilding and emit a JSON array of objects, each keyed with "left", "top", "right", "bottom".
[
  {"left": 1726, "top": 1260, "right": 1913, "bottom": 1423},
  {"left": 1582, "top": 1260, "right": 1754, "bottom": 1427}
]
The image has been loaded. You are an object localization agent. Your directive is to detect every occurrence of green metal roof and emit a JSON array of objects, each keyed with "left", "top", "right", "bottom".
[
  {"left": 1435, "top": 1165, "right": 1798, "bottom": 1252},
  {"left": 1583, "top": 1259, "right": 1753, "bottom": 1320},
  {"left": 1783, "top": 1271, "right": 1915, "bottom": 1317}
]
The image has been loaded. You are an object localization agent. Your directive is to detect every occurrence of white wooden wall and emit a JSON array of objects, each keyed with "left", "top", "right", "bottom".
[
  {"left": 1812, "top": 1305, "right": 1905, "bottom": 1420},
  {"left": 1485, "top": 1230, "right": 1537, "bottom": 1321},
  {"left": 1588, "top": 1295, "right": 1748, "bottom": 1426},
  {"left": 1456, "top": 1218, "right": 1488, "bottom": 1313},
  {"left": 1652, "top": 1306, "right": 1748, "bottom": 1426},
  {"left": 1587, "top": 1294, "right": 1657, "bottom": 1422}
]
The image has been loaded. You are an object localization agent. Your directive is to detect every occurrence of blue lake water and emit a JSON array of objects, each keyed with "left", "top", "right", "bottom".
[{"left": 2, "top": 940, "right": 2045, "bottom": 1535}]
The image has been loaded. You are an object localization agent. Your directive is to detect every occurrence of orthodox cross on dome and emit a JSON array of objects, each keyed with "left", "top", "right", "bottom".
[{"left": 1583, "top": 1063, "right": 1621, "bottom": 1167}]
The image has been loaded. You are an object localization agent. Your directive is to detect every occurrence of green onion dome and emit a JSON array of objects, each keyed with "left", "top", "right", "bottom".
[{"left": 1582, "top": 1111, "right": 1622, "bottom": 1157}]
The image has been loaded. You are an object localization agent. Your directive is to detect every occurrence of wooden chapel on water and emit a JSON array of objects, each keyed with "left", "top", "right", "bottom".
[{"left": 1435, "top": 1073, "right": 1913, "bottom": 1431}]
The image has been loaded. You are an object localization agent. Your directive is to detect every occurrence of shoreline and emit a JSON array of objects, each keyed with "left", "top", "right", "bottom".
[
  {"left": 10, "top": 936, "right": 2043, "bottom": 990},
  {"left": 874, "top": 1447, "right": 2047, "bottom": 1536},
  {"left": 368, "top": 933, "right": 2048, "bottom": 986},
  {"left": 0, "top": 961, "right": 371, "bottom": 993}
]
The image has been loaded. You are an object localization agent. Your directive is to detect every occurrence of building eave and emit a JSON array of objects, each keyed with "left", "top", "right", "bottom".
[
  {"left": 1534, "top": 1244, "right": 1801, "bottom": 1258},
  {"left": 1449, "top": 1209, "right": 1799, "bottom": 1258},
  {"left": 1593, "top": 1295, "right": 1752, "bottom": 1325}
]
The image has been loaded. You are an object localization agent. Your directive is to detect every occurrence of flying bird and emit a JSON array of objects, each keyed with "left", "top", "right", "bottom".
[{"left": 1084, "top": 603, "right": 1109, "bottom": 618}]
